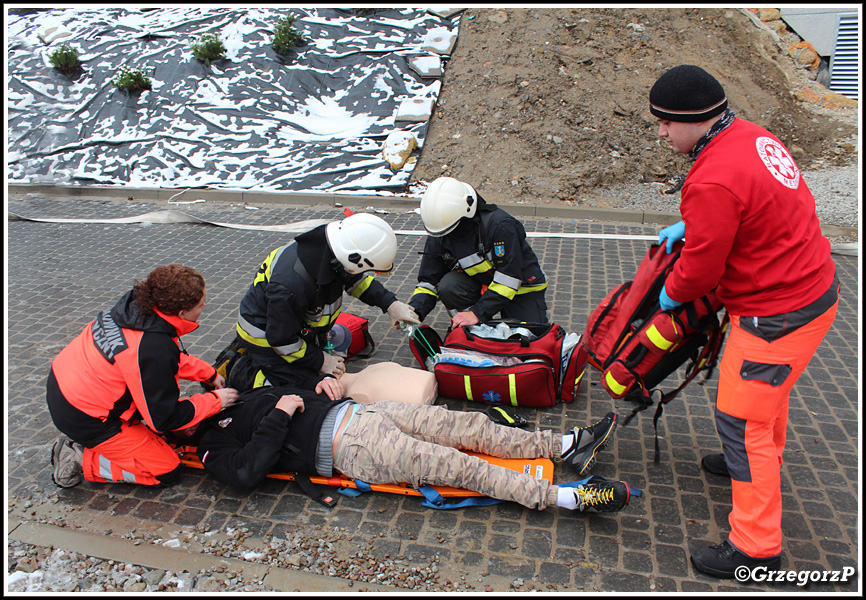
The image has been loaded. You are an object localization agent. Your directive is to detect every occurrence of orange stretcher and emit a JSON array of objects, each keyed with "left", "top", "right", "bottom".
[{"left": 177, "top": 448, "right": 554, "bottom": 498}]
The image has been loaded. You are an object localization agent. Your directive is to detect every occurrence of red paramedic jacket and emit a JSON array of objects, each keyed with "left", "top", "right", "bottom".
[
  {"left": 50, "top": 290, "right": 222, "bottom": 444},
  {"left": 666, "top": 118, "right": 835, "bottom": 317}
]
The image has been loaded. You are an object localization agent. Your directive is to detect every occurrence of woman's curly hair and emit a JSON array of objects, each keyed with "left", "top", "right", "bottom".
[{"left": 132, "top": 265, "right": 205, "bottom": 316}]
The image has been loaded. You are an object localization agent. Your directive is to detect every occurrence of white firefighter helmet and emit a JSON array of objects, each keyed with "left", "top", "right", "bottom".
[
  {"left": 419, "top": 177, "right": 477, "bottom": 236},
  {"left": 325, "top": 213, "right": 397, "bottom": 275}
]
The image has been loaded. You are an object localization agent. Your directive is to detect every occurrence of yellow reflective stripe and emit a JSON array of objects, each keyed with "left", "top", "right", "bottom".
[
  {"left": 464, "top": 260, "right": 493, "bottom": 277},
  {"left": 253, "top": 247, "right": 281, "bottom": 287},
  {"left": 574, "top": 368, "right": 585, "bottom": 387},
  {"left": 306, "top": 314, "right": 332, "bottom": 328},
  {"left": 488, "top": 281, "right": 518, "bottom": 300},
  {"left": 236, "top": 323, "right": 307, "bottom": 362},
  {"left": 278, "top": 341, "right": 308, "bottom": 362},
  {"left": 646, "top": 324, "right": 674, "bottom": 351},
  {"left": 236, "top": 323, "right": 270, "bottom": 347},
  {"left": 464, "top": 376, "right": 473, "bottom": 401},
  {"left": 488, "top": 280, "right": 549, "bottom": 298},
  {"left": 350, "top": 275, "right": 375, "bottom": 299},
  {"left": 516, "top": 281, "right": 548, "bottom": 294},
  {"left": 253, "top": 370, "right": 268, "bottom": 388},
  {"left": 605, "top": 371, "right": 627, "bottom": 396},
  {"left": 508, "top": 373, "right": 518, "bottom": 406},
  {"left": 412, "top": 286, "right": 438, "bottom": 298}
]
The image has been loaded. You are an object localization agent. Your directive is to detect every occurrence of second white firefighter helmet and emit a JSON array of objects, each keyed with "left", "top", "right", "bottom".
[
  {"left": 420, "top": 176, "right": 478, "bottom": 237},
  {"left": 326, "top": 213, "right": 397, "bottom": 275}
]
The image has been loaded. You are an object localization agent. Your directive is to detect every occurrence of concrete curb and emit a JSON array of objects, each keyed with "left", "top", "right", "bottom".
[
  {"left": 7, "top": 517, "right": 401, "bottom": 593},
  {"left": 8, "top": 183, "right": 680, "bottom": 226},
  {"left": 8, "top": 183, "right": 857, "bottom": 238}
]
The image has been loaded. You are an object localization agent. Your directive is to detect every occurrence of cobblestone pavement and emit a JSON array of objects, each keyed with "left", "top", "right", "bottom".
[{"left": 6, "top": 191, "right": 860, "bottom": 593}]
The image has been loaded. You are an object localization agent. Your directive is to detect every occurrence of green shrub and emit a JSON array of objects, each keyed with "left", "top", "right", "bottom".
[
  {"left": 111, "top": 65, "right": 152, "bottom": 93},
  {"left": 191, "top": 33, "right": 226, "bottom": 66},
  {"left": 48, "top": 43, "right": 81, "bottom": 77},
  {"left": 272, "top": 14, "right": 303, "bottom": 55}
]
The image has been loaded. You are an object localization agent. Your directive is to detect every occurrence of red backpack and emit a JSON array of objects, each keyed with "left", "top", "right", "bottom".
[
  {"left": 409, "top": 320, "right": 588, "bottom": 408},
  {"left": 583, "top": 241, "right": 729, "bottom": 461},
  {"left": 333, "top": 312, "right": 375, "bottom": 360}
]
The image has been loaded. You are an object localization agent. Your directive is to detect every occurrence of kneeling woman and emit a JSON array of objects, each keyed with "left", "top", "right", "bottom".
[{"left": 46, "top": 264, "right": 238, "bottom": 488}]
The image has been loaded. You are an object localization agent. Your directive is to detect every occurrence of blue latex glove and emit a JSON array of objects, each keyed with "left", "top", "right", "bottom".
[
  {"left": 659, "top": 285, "right": 683, "bottom": 311},
  {"left": 658, "top": 221, "right": 686, "bottom": 254}
]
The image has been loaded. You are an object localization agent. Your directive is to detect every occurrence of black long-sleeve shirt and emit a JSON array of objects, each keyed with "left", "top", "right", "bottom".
[{"left": 195, "top": 386, "right": 343, "bottom": 488}]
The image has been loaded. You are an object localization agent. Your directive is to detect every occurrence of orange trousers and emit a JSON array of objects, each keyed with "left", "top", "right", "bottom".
[
  {"left": 83, "top": 421, "right": 182, "bottom": 486},
  {"left": 714, "top": 302, "right": 837, "bottom": 557}
]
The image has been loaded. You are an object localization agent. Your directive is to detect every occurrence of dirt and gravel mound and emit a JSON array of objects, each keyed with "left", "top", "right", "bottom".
[{"left": 410, "top": 7, "right": 858, "bottom": 206}]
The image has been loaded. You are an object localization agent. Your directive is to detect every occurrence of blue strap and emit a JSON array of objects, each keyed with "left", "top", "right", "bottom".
[
  {"left": 338, "top": 477, "right": 643, "bottom": 504},
  {"left": 418, "top": 485, "right": 504, "bottom": 510},
  {"left": 338, "top": 479, "right": 371, "bottom": 497},
  {"left": 337, "top": 480, "right": 504, "bottom": 508}
]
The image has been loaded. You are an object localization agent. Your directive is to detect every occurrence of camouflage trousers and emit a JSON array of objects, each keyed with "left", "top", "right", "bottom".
[{"left": 333, "top": 402, "right": 562, "bottom": 510}]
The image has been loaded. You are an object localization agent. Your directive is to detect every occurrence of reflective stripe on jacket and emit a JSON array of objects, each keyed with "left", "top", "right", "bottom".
[
  {"left": 410, "top": 200, "right": 547, "bottom": 321},
  {"left": 236, "top": 225, "right": 396, "bottom": 371}
]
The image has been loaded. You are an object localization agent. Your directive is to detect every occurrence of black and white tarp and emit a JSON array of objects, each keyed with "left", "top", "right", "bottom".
[{"left": 6, "top": 7, "right": 461, "bottom": 194}]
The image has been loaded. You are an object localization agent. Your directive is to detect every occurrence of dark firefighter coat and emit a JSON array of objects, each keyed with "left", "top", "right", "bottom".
[
  {"left": 235, "top": 224, "right": 397, "bottom": 374},
  {"left": 408, "top": 197, "right": 548, "bottom": 321}
]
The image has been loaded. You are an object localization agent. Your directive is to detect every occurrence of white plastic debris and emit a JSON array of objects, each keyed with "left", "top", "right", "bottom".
[
  {"left": 420, "top": 27, "right": 458, "bottom": 55},
  {"left": 37, "top": 24, "right": 73, "bottom": 45},
  {"left": 395, "top": 98, "right": 434, "bottom": 123},
  {"left": 408, "top": 55, "right": 443, "bottom": 77},
  {"left": 427, "top": 8, "right": 466, "bottom": 18}
]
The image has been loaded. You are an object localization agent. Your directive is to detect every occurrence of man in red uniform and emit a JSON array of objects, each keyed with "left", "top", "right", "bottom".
[
  {"left": 47, "top": 265, "right": 239, "bottom": 488},
  {"left": 649, "top": 65, "right": 839, "bottom": 578}
]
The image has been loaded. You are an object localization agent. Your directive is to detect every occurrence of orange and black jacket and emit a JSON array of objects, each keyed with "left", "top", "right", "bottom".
[{"left": 46, "top": 290, "right": 222, "bottom": 447}]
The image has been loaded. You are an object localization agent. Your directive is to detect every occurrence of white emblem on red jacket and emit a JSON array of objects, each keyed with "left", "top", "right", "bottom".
[{"left": 755, "top": 136, "right": 800, "bottom": 190}]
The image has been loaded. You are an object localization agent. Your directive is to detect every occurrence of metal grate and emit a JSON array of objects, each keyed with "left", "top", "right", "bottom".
[{"left": 830, "top": 12, "right": 860, "bottom": 100}]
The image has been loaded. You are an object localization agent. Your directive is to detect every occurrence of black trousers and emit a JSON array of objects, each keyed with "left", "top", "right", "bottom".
[{"left": 438, "top": 270, "right": 549, "bottom": 324}]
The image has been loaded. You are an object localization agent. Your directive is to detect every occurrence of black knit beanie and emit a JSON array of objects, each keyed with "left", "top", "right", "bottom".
[{"left": 649, "top": 65, "right": 727, "bottom": 122}]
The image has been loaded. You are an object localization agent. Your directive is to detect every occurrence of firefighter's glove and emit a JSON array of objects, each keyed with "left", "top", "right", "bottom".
[
  {"left": 659, "top": 284, "right": 683, "bottom": 311},
  {"left": 658, "top": 221, "right": 685, "bottom": 254},
  {"left": 319, "top": 353, "right": 346, "bottom": 377},
  {"left": 387, "top": 301, "right": 421, "bottom": 329}
]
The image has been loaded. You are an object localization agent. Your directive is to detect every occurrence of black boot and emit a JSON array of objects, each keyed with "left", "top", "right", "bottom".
[
  {"left": 701, "top": 453, "right": 730, "bottom": 477},
  {"left": 691, "top": 540, "right": 781, "bottom": 579}
]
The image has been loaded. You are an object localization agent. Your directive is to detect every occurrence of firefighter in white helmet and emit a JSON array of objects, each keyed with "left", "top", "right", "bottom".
[
  {"left": 231, "top": 213, "right": 419, "bottom": 394},
  {"left": 409, "top": 177, "right": 549, "bottom": 328}
]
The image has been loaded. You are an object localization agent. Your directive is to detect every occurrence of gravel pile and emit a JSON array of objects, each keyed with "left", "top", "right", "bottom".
[
  {"left": 802, "top": 167, "right": 861, "bottom": 231},
  {"left": 592, "top": 166, "right": 860, "bottom": 231},
  {"left": 7, "top": 539, "right": 274, "bottom": 593},
  {"left": 7, "top": 520, "right": 504, "bottom": 593}
]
